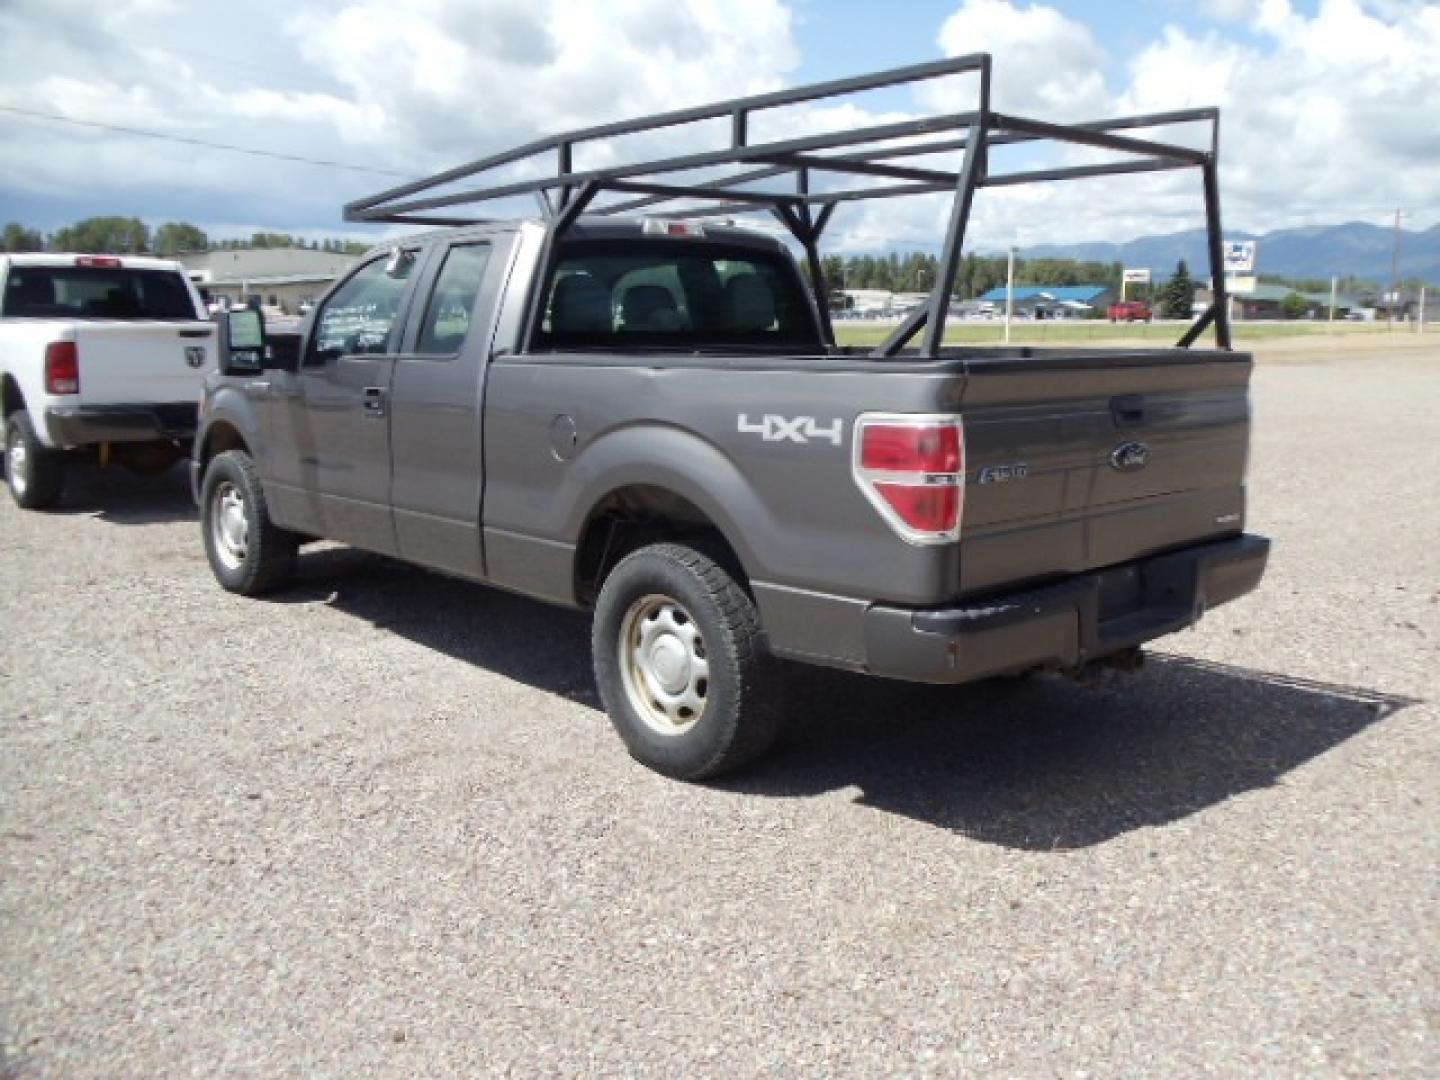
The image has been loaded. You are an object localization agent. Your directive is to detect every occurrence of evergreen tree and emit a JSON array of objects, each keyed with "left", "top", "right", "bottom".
[{"left": 1161, "top": 259, "right": 1194, "bottom": 319}]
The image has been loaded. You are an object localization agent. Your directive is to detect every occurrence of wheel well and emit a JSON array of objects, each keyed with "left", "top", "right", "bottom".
[
  {"left": 199, "top": 422, "right": 247, "bottom": 469},
  {"left": 574, "top": 485, "right": 748, "bottom": 607},
  {"left": 1, "top": 375, "right": 23, "bottom": 419}
]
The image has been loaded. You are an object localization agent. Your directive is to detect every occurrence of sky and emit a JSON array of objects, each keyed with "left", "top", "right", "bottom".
[{"left": 0, "top": 0, "right": 1436, "bottom": 253}]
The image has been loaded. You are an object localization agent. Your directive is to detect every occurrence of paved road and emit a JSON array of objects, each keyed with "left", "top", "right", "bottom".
[{"left": 2, "top": 347, "right": 1436, "bottom": 1076}]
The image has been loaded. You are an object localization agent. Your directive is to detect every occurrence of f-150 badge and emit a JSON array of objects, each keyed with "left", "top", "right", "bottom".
[
  {"left": 978, "top": 463, "right": 1028, "bottom": 484},
  {"left": 738, "top": 414, "right": 843, "bottom": 446}
]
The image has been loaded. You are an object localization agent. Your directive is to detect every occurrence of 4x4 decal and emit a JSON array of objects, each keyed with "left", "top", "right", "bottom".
[{"left": 737, "top": 414, "right": 843, "bottom": 446}]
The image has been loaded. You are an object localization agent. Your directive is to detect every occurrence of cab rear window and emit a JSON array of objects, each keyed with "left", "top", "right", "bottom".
[
  {"left": 2, "top": 267, "right": 196, "bottom": 320},
  {"left": 536, "top": 241, "right": 817, "bottom": 349}
]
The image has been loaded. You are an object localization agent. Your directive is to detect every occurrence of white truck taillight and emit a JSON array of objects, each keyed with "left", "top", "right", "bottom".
[
  {"left": 44, "top": 341, "right": 80, "bottom": 395},
  {"left": 852, "top": 413, "right": 965, "bottom": 544}
]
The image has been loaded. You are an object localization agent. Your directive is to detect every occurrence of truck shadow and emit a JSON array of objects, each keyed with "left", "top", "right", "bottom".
[
  {"left": 726, "top": 658, "right": 1417, "bottom": 849},
  {"left": 49, "top": 463, "right": 195, "bottom": 525},
  {"left": 278, "top": 547, "right": 1418, "bottom": 851}
]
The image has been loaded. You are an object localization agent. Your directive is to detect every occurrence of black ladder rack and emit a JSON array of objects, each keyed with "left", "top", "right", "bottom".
[{"left": 346, "top": 54, "right": 1230, "bottom": 355}]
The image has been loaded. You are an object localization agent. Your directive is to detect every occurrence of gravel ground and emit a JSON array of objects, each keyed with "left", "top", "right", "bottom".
[{"left": 1, "top": 341, "right": 1436, "bottom": 1077}]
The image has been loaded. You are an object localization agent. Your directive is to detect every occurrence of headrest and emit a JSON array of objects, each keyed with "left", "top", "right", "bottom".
[
  {"left": 724, "top": 273, "right": 775, "bottom": 332},
  {"left": 550, "top": 274, "right": 611, "bottom": 334}
]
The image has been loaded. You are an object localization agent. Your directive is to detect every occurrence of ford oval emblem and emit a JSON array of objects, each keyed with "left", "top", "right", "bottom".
[{"left": 1109, "top": 441, "right": 1150, "bottom": 472}]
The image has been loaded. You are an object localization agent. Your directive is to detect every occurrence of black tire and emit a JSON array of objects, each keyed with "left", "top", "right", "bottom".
[
  {"left": 200, "top": 449, "right": 298, "bottom": 595},
  {"left": 592, "top": 543, "right": 783, "bottom": 780},
  {"left": 4, "top": 411, "right": 65, "bottom": 510}
]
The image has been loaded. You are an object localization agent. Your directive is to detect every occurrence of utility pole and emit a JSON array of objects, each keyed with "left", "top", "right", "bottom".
[
  {"left": 1419, "top": 285, "right": 1427, "bottom": 334},
  {"left": 1389, "top": 208, "right": 1404, "bottom": 326},
  {"left": 1004, "top": 245, "right": 1016, "bottom": 345},
  {"left": 1328, "top": 275, "right": 1337, "bottom": 328}
]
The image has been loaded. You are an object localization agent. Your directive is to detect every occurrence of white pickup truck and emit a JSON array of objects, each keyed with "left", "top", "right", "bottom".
[{"left": 1, "top": 253, "right": 213, "bottom": 508}]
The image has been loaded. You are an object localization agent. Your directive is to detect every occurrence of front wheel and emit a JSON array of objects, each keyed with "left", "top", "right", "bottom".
[
  {"left": 592, "top": 543, "right": 784, "bottom": 780},
  {"left": 200, "top": 449, "right": 298, "bottom": 595},
  {"left": 5, "top": 412, "right": 65, "bottom": 510}
]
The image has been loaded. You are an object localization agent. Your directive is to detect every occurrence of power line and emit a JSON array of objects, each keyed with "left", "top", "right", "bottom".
[{"left": 0, "top": 104, "right": 415, "bottom": 179}]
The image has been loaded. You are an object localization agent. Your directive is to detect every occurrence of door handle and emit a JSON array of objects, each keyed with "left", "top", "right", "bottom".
[
  {"left": 362, "top": 386, "right": 388, "bottom": 418},
  {"left": 1110, "top": 394, "right": 1146, "bottom": 427}
]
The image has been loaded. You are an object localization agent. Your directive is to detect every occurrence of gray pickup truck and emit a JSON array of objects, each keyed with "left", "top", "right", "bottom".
[{"left": 194, "top": 57, "right": 1268, "bottom": 778}]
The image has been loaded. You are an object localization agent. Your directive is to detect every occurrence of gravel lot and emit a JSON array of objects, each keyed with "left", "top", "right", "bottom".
[{"left": 2, "top": 339, "right": 1436, "bottom": 1077}]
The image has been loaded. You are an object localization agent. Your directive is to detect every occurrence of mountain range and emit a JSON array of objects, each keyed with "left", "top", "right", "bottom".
[{"left": 1018, "top": 221, "right": 1440, "bottom": 285}]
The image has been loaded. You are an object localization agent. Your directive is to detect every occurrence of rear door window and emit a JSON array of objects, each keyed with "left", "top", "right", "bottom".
[
  {"left": 538, "top": 241, "right": 816, "bottom": 349},
  {"left": 2, "top": 267, "right": 195, "bottom": 319},
  {"left": 415, "top": 243, "right": 493, "bottom": 355}
]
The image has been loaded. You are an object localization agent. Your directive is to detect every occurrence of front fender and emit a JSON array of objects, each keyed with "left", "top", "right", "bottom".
[{"left": 195, "top": 381, "right": 266, "bottom": 471}]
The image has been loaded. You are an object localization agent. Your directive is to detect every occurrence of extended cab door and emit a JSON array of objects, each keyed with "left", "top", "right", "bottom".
[
  {"left": 264, "top": 248, "right": 425, "bottom": 553},
  {"left": 388, "top": 236, "right": 510, "bottom": 579}
]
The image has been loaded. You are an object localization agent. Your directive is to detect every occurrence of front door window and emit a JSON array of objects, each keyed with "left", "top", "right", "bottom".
[{"left": 308, "top": 252, "right": 416, "bottom": 365}]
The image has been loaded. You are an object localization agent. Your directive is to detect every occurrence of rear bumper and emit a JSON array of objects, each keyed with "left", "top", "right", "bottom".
[
  {"left": 43, "top": 402, "right": 198, "bottom": 447},
  {"left": 862, "top": 533, "right": 1270, "bottom": 683}
]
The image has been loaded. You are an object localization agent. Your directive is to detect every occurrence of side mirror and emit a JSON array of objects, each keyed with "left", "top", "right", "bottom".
[
  {"left": 214, "top": 307, "right": 266, "bottom": 375},
  {"left": 384, "top": 247, "right": 416, "bottom": 278}
]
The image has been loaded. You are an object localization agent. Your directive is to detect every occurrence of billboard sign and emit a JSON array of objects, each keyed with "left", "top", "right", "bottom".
[{"left": 1223, "top": 240, "right": 1256, "bottom": 274}]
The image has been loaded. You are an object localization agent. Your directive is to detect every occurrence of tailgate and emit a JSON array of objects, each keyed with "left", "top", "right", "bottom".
[
  {"left": 958, "top": 349, "right": 1252, "bottom": 595},
  {"left": 70, "top": 321, "right": 214, "bottom": 405}
]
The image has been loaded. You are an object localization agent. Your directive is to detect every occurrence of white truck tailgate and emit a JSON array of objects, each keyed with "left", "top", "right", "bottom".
[{"left": 71, "top": 321, "right": 214, "bottom": 404}]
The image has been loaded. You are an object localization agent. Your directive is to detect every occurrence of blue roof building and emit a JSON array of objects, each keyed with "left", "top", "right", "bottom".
[
  {"left": 974, "top": 284, "right": 1117, "bottom": 318},
  {"left": 977, "top": 285, "right": 1113, "bottom": 305}
]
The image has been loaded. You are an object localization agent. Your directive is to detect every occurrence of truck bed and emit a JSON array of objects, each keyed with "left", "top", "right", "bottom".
[{"left": 481, "top": 343, "right": 1252, "bottom": 614}]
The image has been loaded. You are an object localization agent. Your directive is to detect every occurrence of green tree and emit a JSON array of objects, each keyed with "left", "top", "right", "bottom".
[
  {"left": 153, "top": 221, "right": 209, "bottom": 255},
  {"left": 50, "top": 216, "right": 150, "bottom": 254},
  {"left": 1278, "top": 291, "right": 1312, "bottom": 319},
  {"left": 2, "top": 221, "right": 44, "bottom": 252},
  {"left": 250, "top": 231, "right": 296, "bottom": 249},
  {"left": 1161, "top": 258, "right": 1195, "bottom": 319}
]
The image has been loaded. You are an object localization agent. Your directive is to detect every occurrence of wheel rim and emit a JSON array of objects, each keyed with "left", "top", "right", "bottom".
[
  {"left": 7, "top": 427, "right": 27, "bottom": 497},
  {"left": 618, "top": 594, "right": 710, "bottom": 736},
  {"left": 210, "top": 480, "right": 249, "bottom": 570}
]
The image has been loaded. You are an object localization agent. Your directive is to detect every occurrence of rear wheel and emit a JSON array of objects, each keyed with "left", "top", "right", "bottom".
[
  {"left": 200, "top": 449, "right": 298, "bottom": 595},
  {"left": 5, "top": 412, "right": 65, "bottom": 510},
  {"left": 592, "top": 543, "right": 783, "bottom": 780}
]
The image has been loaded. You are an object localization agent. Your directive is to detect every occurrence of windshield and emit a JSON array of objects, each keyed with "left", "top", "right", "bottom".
[
  {"left": 536, "top": 241, "right": 817, "bottom": 350},
  {"left": 2, "top": 266, "right": 197, "bottom": 320}
]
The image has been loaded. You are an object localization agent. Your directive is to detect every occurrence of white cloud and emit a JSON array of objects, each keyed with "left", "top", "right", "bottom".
[
  {"left": 882, "top": 0, "right": 1440, "bottom": 249},
  {"left": 931, "top": 0, "right": 1109, "bottom": 118},
  {"left": 0, "top": 0, "right": 802, "bottom": 233},
  {"left": 1199, "top": 0, "right": 1264, "bottom": 22},
  {"left": 0, "top": 0, "right": 1435, "bottom": 255},
  {"left": 285, "top": 0, "right": 800, "bottom": 164},
  {"left": 1118, "top": 0, "right": 1440, "bottom": 231}
]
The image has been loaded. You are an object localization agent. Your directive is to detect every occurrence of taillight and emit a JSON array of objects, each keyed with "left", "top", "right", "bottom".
[
  {"left": 45, "top": 341, "right": 80, "bottom": 395},
  {"left": 852, "top": 414, "right": 965, "bottom": 543}
]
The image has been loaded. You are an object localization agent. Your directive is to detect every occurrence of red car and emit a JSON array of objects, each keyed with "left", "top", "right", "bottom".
[{"left": 1108, "top": 300, "right": 1153, "bottom": 322}]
